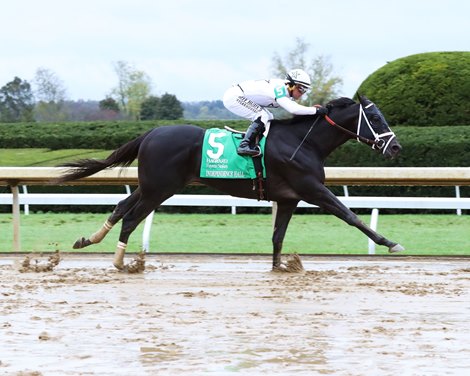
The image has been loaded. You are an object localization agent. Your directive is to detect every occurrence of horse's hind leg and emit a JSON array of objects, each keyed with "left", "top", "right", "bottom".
[
  {"left": 112, "top": 195, "right": 163, "bottom": 270},
  {"left": 73, "top": 188, "right": 141, "bottom": 249}
]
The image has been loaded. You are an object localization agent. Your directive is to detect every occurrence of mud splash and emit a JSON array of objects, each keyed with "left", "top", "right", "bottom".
[
  {"left": 122, "top": 251, "right": 146, "bottom": 273},
  {"left": 19, "top": 250, "right": 61, "bottom": 273},
  {"left": 273, "top": 253, "right": 305, "bottom": 273}
]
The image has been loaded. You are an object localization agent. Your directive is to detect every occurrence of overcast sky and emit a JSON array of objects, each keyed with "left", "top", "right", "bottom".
[{"left": 1, "top": 0, "right": 468, "bottom": 103}]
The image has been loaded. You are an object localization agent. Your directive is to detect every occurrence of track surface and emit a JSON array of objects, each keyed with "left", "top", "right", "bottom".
[{"left": 1, "top": 254, "right": 469, "bottom": 375}]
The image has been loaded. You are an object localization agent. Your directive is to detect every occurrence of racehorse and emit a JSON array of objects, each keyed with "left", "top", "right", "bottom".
[{"left": 54, "top": 95, "right": 404, "bottom": 270}]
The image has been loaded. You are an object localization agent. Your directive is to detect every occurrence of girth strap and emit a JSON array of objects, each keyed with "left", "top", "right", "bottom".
[{"left": 252, "top": 155, "right": 266, "bottom": 201}]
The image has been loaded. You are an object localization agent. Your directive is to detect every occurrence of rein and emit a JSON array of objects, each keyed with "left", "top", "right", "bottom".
[
  {"left": 324, "top": 114, "right": 376, "bottom": 146},
  {"left": 289, "top": 116, "right": 321, "bottom": 161}
]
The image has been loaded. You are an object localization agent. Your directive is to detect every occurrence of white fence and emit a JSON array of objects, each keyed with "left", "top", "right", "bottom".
[{"left": 1, "top": 167, "right": 469, "bottom": 254}]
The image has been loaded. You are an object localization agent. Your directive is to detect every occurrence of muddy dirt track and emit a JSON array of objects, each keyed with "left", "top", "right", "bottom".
[{"left": 1, "top": 254, "right": 469, "bottom": 376}]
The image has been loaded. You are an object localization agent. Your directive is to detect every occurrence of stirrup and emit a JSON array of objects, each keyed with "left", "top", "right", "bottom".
[{"left": 237, "top": 145, "right": 262, "bottom": 157}]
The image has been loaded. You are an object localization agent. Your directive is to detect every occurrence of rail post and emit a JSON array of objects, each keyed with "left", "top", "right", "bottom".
[{"left": 11, "top": 184, "right": 21, "bottom": 252}]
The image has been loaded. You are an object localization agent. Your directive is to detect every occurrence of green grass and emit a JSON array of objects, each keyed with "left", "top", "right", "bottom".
[
  {"left": 0, "top": 149, "right": 111, "bottom": 166},
  {"left": 0, "top": 212, "right": 469, "bottom": 256}
]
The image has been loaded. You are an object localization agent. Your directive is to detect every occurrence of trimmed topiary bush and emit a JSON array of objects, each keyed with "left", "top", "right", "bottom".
[{"left": 357, "top": 51, "right": 470, "bottom": 126}]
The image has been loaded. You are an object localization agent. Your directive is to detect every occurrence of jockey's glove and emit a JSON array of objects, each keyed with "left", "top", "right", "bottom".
[{"left": 314, "top": 106, "right": 329, "bottom": 116}]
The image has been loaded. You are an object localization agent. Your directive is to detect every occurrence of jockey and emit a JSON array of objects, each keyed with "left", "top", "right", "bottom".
[{"left": 223, "top": 68, "right": 328, "bottom": 156}]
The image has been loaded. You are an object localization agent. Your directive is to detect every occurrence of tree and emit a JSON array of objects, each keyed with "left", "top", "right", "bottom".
[
  {"left": 110, "top": 61, "right": 152, "bottom": 120},
  {"left": 141, "top": 93, "right": 184, "bottom": 120},
  {"left": 99, "top": 97, "right": 120, "bottom": 112},
  {"left": 182, "top": 100, "right": 238, "bottom": 120},
  {"left": 156, "top": 93, "right": 183, "bottom": 120},
  {"left": 271, "top": 38, "right": 343, "bottom": 106},
  {"left": 140, "top": 96, "right": 160, "bottom": 120},
  {"left": 33, "top": 67, "right": 68, "bottom": 122},
  {"left": 0, "top": 77, "right": 35, "bottom": 122},
  {"left": 63, "top": 99, "right": 122, "bottom": 121}
]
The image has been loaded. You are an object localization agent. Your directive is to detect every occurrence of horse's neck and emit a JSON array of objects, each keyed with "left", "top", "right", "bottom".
[
  {"left": 315, "top": 106, "right": 359, "bottom": 158},
  {"left": 268, "top": 109, "right": 357, "bottom": 161},
  {"left": 303, "top": 120, "right": 350, "bottom": 160}
]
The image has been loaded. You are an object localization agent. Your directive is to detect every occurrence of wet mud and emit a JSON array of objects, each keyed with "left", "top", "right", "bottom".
[{"left": 0, "top": 254, "right": 469, "bottom": 375}]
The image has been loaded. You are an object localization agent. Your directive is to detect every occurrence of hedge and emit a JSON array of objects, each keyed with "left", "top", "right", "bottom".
[
  {"left": 357, "top": 51, "right": 470, "bottom": 126},
  {"left": 327, "top": 125, "right": 470, "bottom": 167},
  {"left": 0, "top": 119, "right": 248, "bottom": 149},
  {"left": 0, "top": 121, "right": 469, "bottom": 167},
  {"left": 1, "top": 120, "right": 468, "bottom": 214}
]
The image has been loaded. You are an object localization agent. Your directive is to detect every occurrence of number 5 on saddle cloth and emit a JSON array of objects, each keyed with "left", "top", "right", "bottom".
[{"left": 200, "top": 128, "right": 266, "bottom": 199}]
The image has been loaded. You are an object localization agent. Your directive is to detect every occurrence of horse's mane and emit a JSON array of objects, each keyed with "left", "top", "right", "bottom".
[
  {"left": 272, "top": 97, "right": 356, "bottom": 126},
  {"left": 326, "top": 97, "right": 355, "bottom": 108}
]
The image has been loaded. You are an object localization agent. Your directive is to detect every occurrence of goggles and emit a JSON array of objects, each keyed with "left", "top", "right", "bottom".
[{"left": 296, "top": 85, "right": 309, "bottom": 94}]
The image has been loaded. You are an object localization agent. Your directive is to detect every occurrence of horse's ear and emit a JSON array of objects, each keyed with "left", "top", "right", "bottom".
[
  {"left": 356, "top": 92, "right": 363, "bottom": 104},
  {"left": 357, "top": 93, "right": 372, "bottom": 106}
]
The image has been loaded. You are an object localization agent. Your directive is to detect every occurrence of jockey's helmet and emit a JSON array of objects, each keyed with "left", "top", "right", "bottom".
[{"left": 286, "top": 69, "right": 311, "bottom": 91}]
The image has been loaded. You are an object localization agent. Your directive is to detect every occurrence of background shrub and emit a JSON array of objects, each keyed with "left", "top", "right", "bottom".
[{"left": 357, "top": 51, "right": 470, "bottom": 126}]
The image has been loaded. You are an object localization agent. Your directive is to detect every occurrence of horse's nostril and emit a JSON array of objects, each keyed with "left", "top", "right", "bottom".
[{"left": 391, "top": 144, "right": 402, "bottom": 154}]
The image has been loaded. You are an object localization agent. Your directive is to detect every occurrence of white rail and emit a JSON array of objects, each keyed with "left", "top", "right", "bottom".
[{"left": 1, "top": 193, "right": 469, "bottom": 210}]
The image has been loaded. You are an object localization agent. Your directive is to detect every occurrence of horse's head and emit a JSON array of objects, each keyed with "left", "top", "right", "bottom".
[
  {"left": 325, "top": 95, "right": 401, "bottom": 159},
  {"left": 355, "top": 95, "right": 402, "bottom": 158}
]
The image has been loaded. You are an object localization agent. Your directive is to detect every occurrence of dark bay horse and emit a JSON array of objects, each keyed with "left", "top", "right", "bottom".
[{"left": 55, "top": 95, "right": 404, "bottom": 270}]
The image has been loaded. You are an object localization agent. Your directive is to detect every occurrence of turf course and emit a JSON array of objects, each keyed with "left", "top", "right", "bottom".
[
  {"left": 0, "top": 149, "right": 111, "bottom": 166},
  {"left": 0, "top": 213, "right": 468, "bottom": 256}
]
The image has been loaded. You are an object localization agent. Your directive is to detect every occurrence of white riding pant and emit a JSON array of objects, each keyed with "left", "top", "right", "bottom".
[{"left": 223, "top": 86, "right": 273, "bottom": 135}]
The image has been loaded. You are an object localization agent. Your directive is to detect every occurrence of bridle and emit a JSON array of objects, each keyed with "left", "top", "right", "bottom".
[
  {"left": 289, "top": 101, "right": 397, "bottom": 161},
  {"left": 325, "top": 102, "right": 396, "bottom": 154}
]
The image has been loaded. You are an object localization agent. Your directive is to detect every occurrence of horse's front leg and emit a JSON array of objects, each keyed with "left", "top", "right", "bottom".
[
  {"left": 312, "top": 187, "right": 404, "bottom": 253},
  {"left": 272, "top": 200, "right": 299, "bottom": 269}
]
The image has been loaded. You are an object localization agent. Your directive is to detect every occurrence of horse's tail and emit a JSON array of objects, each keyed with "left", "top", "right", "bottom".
[{"left": 53, "top": 129, "right": 153, "bottom": 184}]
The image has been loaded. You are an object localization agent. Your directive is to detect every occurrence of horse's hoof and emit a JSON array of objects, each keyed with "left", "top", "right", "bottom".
[
  {"left": 272, "top": 263, "right": 288, "bottom": 272},
  {"left": 73, "top": 237, "right": 89, "bottom": 249},
  {"left": 389, "top": 244, "right": 405, "bottom": 253},
  {"left": 113, "top": 262, "right": 124, "bottom": 271}
]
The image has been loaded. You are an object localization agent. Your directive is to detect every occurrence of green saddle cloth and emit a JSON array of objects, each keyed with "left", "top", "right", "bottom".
[{"left": 200, "top": 128, "right": 266, "bottom": 179}]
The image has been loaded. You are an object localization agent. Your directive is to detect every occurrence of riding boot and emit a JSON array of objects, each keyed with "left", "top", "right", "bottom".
[{"left": 237, "top": 120, "right": 265, "bottom": 156}]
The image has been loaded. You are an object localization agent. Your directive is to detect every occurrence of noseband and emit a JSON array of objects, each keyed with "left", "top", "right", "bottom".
[{"left": 325, "top": 103, "right": 396, "bottom": 154}]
